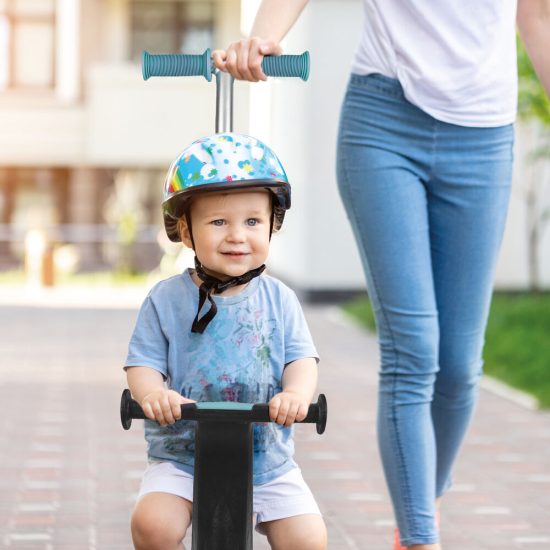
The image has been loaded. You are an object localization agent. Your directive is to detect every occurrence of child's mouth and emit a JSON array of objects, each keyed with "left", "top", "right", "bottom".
[{"left": 222, "top": 252, "right": 248, "bottom": 257}]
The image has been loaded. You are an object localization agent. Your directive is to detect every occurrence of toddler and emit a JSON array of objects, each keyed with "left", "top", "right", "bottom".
[{"left": 125, "top": 133, "right": 327, "bottom": 550}]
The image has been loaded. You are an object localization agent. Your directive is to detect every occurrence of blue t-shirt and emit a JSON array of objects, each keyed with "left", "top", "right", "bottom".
[{"left": 125, "top": 269, "right": 319, "bottom": 485}]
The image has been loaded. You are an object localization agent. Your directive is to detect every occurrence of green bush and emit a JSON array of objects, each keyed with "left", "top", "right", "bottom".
[{"left": 517, "top": 36, "right": 550, "bottom": 125}]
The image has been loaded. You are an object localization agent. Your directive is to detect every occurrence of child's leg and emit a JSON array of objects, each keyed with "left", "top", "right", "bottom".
[
  {"left": 254, "top": 468, "right": 326, "bottom": 549},
  {"left": 261, "top": 514, "right": 327, "bottom": 550},
  {"left": 131, "top": 492, "right": 192, "bottom": 550}
]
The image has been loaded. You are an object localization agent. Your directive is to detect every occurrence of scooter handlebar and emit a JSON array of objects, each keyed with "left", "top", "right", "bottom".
[
  {"left": 142, "top": 50, "right": 310, "bottom": 82},
  {"left": 120, "top": 389, "right": 327, "bottom": 434}
]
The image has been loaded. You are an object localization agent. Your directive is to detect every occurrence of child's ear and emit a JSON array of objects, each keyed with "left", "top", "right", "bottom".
[{"left": 178, "top": 218, "right": 193, "bottom": 248}]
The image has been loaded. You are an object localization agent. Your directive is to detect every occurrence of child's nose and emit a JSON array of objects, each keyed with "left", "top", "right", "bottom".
[{"left": 227, "top": 224, "right": 246, "bottom": 241}]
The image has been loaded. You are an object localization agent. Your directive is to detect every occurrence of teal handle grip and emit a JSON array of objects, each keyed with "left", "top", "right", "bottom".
[
  {"left": 262, "top": 52, "right": 309, "bottom": 81},
  {"left": 195, "top": 402, "right": 253, "bottom": 411},
  {"left": 142, "top": 50, "right": 310, "bottom": 82},
  {"left": 142, "top": 49, "right": 212, "bottom": 81}
]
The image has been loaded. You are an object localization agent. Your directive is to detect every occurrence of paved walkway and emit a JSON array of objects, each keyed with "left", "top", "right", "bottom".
[{"left": 0, "top": 286, "right": 549, "bottom": 549}]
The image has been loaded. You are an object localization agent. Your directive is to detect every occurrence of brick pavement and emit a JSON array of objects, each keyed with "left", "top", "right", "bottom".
[{"left": 0, "top": 287, "right": 549, "bottom": 549}]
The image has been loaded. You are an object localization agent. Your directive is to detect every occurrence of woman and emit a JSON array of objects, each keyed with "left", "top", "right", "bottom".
[{"left": 213, "top": 1, "right": 550, "bottom": 548}]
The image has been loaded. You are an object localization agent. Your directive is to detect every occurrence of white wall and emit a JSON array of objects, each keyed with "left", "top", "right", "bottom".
[
  {"left": 0, "top": 102, "right": 85, "bottom": 165},
  {"left": 85, "top": 65, "right": 251, "bottom": 166},
  {"left": 495, "top": 122, "right": 550, "bottom": 289},
  {"left": 56, "top": 0, "right": 81, "bottom": 101},
  {"left": 267, "top": 0, "right": 366, "bottom": 292}
]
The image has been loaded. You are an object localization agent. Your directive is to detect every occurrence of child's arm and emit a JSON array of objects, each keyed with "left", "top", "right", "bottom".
[
  {"left": 127, "top": 366, "right": 194, "bottom": 427},
  {"left": 269, "top": 357, "right": 318, "bottom": 427}
]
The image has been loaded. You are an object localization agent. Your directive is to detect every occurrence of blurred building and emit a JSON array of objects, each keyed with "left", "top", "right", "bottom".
[
  {"left": 0, "top": 0, "right": 245, "bottom": 273},
  {"left": 0, "top": 0, "right": 548, "bottom": 293}
]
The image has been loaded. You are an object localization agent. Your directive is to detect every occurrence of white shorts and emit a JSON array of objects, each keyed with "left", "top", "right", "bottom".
[{"left": 137, "top": 461, "right": 321, "bottom": 532}]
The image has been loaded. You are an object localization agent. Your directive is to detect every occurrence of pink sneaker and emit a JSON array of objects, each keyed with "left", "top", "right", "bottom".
[
  {"left": 393, "top": 511, "right": 440, "bottom": 549},
  {"left": 393, "top": 528, "right": 407, "bottom": 550}
]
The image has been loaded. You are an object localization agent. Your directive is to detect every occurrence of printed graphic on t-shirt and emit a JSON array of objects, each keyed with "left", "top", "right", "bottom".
[
  {"left": 126, "top": 271, "right": 316, "bottom": 483},
  {"left": 160, "top": 301, "right": 281, "bottom": 456}
]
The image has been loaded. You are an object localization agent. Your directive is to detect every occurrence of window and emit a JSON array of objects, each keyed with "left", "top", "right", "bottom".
[
  {"left": 0, "top": 0, "right": 56, "bottom": 91},
  {"left": 131, "top": 0, "right": 214, "bottom": 60}
]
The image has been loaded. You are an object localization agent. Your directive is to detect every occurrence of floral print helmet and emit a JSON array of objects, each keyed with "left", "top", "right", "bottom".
[{"left": 162, "top": 133, "right": 291, "bottom": 242}]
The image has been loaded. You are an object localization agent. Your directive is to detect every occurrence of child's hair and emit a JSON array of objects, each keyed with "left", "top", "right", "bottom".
[{"left": 162, "top": 133, "right": 291, "bottom": 243}]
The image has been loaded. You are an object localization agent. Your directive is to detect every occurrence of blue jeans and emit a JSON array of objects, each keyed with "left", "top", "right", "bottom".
[{"left": 336, "top": 74, "right": 513, "bottom": 546}]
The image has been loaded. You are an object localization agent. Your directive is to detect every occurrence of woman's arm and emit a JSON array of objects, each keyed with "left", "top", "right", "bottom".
[
  {"left": 250, "top": 0, "right": 310, "bottom": 42},
  {"left": 212, "top": 0, "right": 310, "bottom": 81},
  {"left": 517, "top": 0, "right": 550, "bottom": 96}
]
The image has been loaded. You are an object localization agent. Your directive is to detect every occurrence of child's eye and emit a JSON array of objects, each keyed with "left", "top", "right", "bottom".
[
  {"left": 211, "top": 219, "right": 225, "bottom": 226},
  {"left": 246, "top": 218, "right": 259, "bottom": 226}
]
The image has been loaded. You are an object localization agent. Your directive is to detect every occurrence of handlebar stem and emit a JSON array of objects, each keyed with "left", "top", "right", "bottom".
[{"left": 215, "top": 70, "right": 234, "bottom": 133}]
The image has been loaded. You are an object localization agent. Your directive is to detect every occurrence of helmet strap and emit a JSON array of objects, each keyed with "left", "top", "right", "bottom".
[
  {"left": 269, "top": 195, "right": 275, "bottom": 239},
  {"left": 191, "top": 256, "right": 266, "bottom": 334},
  {"left": 184, "top": 210, "right": 196, "bottom": 249}
]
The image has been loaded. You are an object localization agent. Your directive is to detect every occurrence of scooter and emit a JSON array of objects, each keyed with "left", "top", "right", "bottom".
[{"left": 121, "top": 49, "right": 325, "bottom": 550}]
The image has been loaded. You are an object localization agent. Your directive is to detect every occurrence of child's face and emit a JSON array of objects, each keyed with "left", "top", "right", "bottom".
[{"left": 180, "top": 190, "right": 272, "bottom": 280}]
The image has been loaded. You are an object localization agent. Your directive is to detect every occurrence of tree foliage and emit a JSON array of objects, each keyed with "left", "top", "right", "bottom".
[
  {"left": 517, "top": 36, "right": 550, "bottom": 126},
  {"left": 516, "top": 36, "right": 550, "bottom": 293}
]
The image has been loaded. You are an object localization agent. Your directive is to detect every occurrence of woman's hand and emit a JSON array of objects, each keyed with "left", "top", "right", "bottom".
[
  {"left": 141, "top": 389, "right": 195, "bottom": 426},
  {"left": 212, "top": 0, "right": 308, "bottom": 80},
  {"left": 212, "top": 38, "right": 283, "bottom": 82},
  {"left": 269, "top": 390, "right": 310, "bottom": 427}
]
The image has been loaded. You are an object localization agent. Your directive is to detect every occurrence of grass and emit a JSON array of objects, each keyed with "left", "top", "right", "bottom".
[
  {"left": 483, "top": 293, "right": 550, "bottom": 408},
  {"left": 343, "top": 293, "right": 550, "bottom": 408},
  {"left": 342, "top": 295, "right": 377, "bottom": 332},
  {"left": 0, "top": 269, "right": 150, "bottom": 287}
]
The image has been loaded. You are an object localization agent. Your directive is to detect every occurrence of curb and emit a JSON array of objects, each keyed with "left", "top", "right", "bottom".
[{"left": 480, "top": 375, "right": 539, "bottom": 411}]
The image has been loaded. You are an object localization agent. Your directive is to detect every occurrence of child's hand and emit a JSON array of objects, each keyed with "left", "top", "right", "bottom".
[
  {"left": 269, "top": 391, "right": 310, "bottom": 427},
  {"left": 141, "top": 389, "right": 194, "bottom": 426}
]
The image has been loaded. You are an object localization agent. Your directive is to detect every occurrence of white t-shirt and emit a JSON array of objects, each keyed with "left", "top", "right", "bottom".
[{"left": 351, "top": 0, "right": 518, "bottom": 127}]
